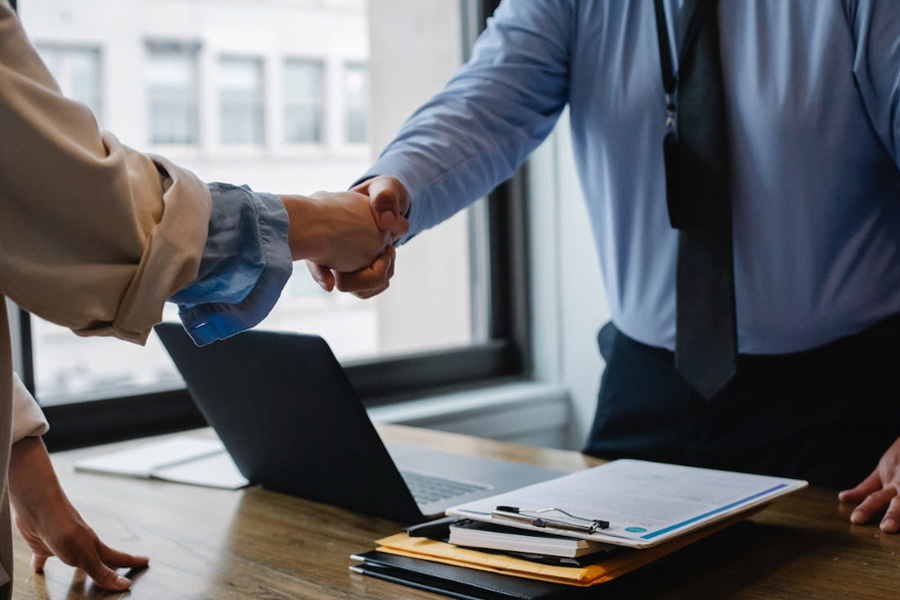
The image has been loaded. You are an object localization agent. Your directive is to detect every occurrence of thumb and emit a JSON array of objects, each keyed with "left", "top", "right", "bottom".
[{"left": 366, "top": 177, "right": 409, "bottom": 232}]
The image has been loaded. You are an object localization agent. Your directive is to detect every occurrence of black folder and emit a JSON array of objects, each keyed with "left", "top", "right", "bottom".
[
  {"left": 350, "top": 550, "right": 581, "bottom": 600},
  {"left": 351, "top": 521, "right": 756, "bottom": 600}
]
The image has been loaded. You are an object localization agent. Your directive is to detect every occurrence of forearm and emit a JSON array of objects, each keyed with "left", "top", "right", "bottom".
[
  {"left": 281, "top": 194, "right": 332, "bottom": 261},
  {"left": 8, "top": 437, "right": 66, "bottom": 523},
  {"left": 362, "top": 0, "right": 572, "bottom": 238}
]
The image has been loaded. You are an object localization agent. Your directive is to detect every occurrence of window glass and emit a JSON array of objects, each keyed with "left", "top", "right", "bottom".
[
  {"left": 219, "top": 57, "right": 264, "bottom": 145},
  {"left": 344, "top": 63, "right": 369, "bottom": 144},
  {"left": 67, "top": 48, "right": 101, "bottom": 109},
  {"left": 284, "top": 59, "right": 325, "bottom": 144},
  {"left": 19, "top": 0, "right": 483, "bottom": 406},
  {"left": 146, "top": 44, "right": 198, "bottom": 145},
  {"left": 37, "top": 45, "right": 60, "bottom": 75},
  {"left": 36, "top": 45, "right": 102, "bottom": 122}
]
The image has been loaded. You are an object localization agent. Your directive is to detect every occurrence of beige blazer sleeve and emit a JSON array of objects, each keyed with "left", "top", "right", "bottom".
[
  {"left": 11, "top": 374, "right": 47, "bottom": 442},
  {"left": 0, "top": 0, "right": 212, "bottom": 345}
]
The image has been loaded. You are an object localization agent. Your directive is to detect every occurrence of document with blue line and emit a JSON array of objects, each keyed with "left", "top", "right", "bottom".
[{"left": 446, "top": 460, "right": 807, "bottom": 549}]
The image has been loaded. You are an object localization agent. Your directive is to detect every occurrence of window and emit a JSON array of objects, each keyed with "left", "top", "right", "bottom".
[
  {"left": 16, "top": 0, "right": 527, "bottom": 450},
  {"left": 283, "top": 59, "right": 325, "bottom": 144},
  {"left": 146, "top": 42, "right": 199, "bottom": 145},
  {"left": 218, "top": 57, "right": 265, "bottom": 145},
  {"left": 35, "top": 45, "right": 102, "bottom": 123},
  {"left": 344, "top": 63, "right": 369, "bottom": 144}
]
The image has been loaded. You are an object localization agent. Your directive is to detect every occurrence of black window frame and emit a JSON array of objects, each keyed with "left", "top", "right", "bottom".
[{"left": 15, "top": 0, "right": 532, "bottom": 451}]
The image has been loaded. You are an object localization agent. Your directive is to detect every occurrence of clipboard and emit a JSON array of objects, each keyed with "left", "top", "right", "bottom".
[{"left": 446, "top": 459, "right": 806, "bottom": 549}]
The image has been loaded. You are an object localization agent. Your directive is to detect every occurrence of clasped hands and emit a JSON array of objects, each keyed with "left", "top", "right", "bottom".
[{"left": 280, "top": 176, "right": 410, "bottom": 299}]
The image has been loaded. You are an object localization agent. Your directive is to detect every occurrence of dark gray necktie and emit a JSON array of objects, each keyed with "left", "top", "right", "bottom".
[{"left": 659, "top": 0, "right": 737, "bottom": 399}]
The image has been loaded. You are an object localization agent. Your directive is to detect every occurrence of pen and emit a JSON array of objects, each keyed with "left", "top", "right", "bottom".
[{"left": 492, "top": 506, "right": 610, "bottom": 534}]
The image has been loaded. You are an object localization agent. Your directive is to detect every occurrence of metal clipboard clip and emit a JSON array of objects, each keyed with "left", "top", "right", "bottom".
[{"left": 491, "top": 505, "right": 610, "bottom": 534}]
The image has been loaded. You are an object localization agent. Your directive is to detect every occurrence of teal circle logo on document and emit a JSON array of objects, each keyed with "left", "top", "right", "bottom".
[{"left": 625, "top": 527, "right": 647, "bottom": 533}]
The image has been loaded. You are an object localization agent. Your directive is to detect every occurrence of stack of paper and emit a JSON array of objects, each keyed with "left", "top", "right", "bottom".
[
  {"left": 448, "top": 520, "right": 609, "bottom": 558},
  {"left": 74, "top": 436, "right": 249, "bottom": 490},
  {"left": 374, "top": 514, "right": 744, "bottom": 587},
  {"left": 351, "top": 460, "right": 807, "bottom": 598}
]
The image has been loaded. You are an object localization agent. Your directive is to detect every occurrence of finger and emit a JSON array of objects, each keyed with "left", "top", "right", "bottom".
[
  {"left": 850, "top": 487, "right": 898, "bottom": 525},
  {"left": 98, "top": 542, "right": 149, "bottom": 569},
  {"left": 390, "top": 216, "right": 410, "bottom": 240},
  {"left": 881, "top": 494, "right": 900, "bottom": 533},
  {"left": 354, "top": 283, "right": 389, "bottom": 300},
  {"left": 335, "top": 254, "right": 392, "bottom": 294},
  {"left": 351, "top": 248, "right": 395, "bottom": 300},
  {"left": 305, "top": 261, "right": 334, "bottom": 292},
  {"left": 384, "top": 244, "right": 396, "bottom": 265},
  {"left": 387, "top": 250, "right": 396, "bottom": 280},
  {"left": 839, "top": 469, "right": 882, "bottom": 503},
  {"left": 31, "top": 552, "right": 48, "bottom": 573},
  {"left": 82, "top": 552, "right": 132, "bottom": 592}
]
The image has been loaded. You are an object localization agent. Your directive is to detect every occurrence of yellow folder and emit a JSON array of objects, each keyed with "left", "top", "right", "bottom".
[{"left": 376, "top": 513, "right": 749, "bottom": 587}]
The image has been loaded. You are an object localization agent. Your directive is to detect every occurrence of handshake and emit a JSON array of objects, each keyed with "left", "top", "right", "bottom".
[{"left": 279, "top": 176, "right": 409, "bottom": 299}]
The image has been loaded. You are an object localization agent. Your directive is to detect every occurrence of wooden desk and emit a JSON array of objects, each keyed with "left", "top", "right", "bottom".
[{"left": 13, "top": 425, "right": 900, "bottom": 599}]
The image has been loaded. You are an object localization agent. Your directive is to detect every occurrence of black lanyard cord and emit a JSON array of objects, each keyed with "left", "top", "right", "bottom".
[
  {"left": 653, "top": 0, "right": 677, "bottom": 96},
  {"left": 653, "top": 0, "right": 678, "bottom": 135}
]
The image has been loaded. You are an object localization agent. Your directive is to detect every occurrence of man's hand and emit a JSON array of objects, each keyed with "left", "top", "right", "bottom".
[
  {"left": 9, "top": 437, "right": 149, "bottom": 591},
  {"left": 838, "top": 435, "right": 900, "bottom": 533},
  {"left": 306, "top": 176, "right": 410, "bottom": 296},
  {"left": 280, "top": 190, "right": 393, "bottom": 273},
  {"left": 353, "top": 176, "right": 410, "bottom": 235}
]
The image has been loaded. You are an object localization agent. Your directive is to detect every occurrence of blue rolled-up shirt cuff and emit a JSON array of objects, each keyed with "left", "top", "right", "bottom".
[{"left": 172, "top": 183, "right": 293, "bottom": 346}]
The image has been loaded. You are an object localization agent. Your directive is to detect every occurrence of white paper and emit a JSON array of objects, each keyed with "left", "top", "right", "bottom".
[
  {"left": 446, "top": 459, "right": 807, "bottom": 549},
  {"left": 152, "top": 451, "right": 249, "bottom": 490},
  {"left": 75, "top": 437, "right": 226, "bottom": 478},
  {"left": 74, "top": 436, "right": 247, "bottom": 490}
]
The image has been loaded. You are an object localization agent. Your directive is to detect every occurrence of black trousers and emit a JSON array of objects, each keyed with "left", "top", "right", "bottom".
[{"left": 583, "top": 319, "right": 900, "bottom": 489}]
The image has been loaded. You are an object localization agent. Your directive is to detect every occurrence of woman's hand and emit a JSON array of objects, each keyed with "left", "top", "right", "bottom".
[
  {"left": 280, "top": 190, "right": 401, "bottom": 273},
  {"left": 9, "top": 437, "right": 149, "bottom": 591}
]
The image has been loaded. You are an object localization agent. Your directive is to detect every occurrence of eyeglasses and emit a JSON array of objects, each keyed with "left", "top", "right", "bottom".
[{"left": 492, "top": 505, "right": 610, "bottom": 534}]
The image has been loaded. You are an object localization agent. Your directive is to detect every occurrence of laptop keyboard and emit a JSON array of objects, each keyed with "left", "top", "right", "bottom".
[{"left": 401, "top": 471, "right": 491, "bottom": 506}]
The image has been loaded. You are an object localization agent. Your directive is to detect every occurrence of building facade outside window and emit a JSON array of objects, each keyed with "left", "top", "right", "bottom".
[
  {"left": 36, "top": 45, "right": 102, "bottom": 123},
  {"left": 218, "top": 56, "right": 265, "bottom": 145},
  {"left": 344, "top": 62, "right": 368, "bottom": 144},
  {"left": 283, "top": 58, "right": 325, "bottom": 144},
  {"left": 18, "top": 0, "right": 484, "bottom": 408},
  {"left": 146, "top": 42, "right": 198, "bottom": 145}
]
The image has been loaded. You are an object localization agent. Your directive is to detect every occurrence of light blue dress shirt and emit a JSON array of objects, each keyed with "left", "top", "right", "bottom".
[
  {"left": 171, "top": 183, "right": 292, "bottom": 346},
  {"left": 362, "top": 0, "right": 900, "bottom": 355}
]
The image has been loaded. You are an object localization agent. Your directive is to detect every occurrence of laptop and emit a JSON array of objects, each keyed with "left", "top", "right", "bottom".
[{"left": 155, "top": 323, "right": 562, "bottom": 523}]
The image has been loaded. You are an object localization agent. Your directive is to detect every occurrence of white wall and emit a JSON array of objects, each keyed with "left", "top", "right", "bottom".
[{"left": 528, "top": 111, "right": 609, "bottom": 449}]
